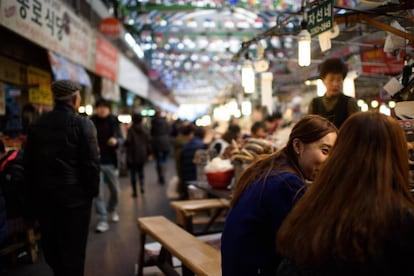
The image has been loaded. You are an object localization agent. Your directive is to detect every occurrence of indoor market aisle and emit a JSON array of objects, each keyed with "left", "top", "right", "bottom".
[{"left": 2, "top": 158, "right": 177, "bottom": 276}]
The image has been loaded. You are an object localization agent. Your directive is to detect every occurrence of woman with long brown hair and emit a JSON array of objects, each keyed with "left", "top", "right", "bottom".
[
  {"left": 277, "top": 112, "right": 414, "bottom": 275},
  {"left": 221, "top": 115, "right": 337, "bottom": 276}
]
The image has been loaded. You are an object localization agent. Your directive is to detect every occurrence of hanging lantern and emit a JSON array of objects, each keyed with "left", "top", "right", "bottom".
[
  {"left": 242, "top": 59, "right": 255, "bottom": 94},
  {"left": 298, "top": 22, "right": 311, "bottom": 67}
]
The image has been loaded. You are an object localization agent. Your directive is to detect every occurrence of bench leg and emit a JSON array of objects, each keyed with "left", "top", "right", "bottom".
[
  {"left": 156, "top": 247, "right": 180, "bottom": 276},
  {"left": 182, "top": 265, "right": 195, "bottom": 276},
  {"left": 137, "top": 232, "right": 146, "bottom": 276},
  {"left": 201, "top": 208, "right": 225, "bottom": 234},
  {"left": 185, "top": 215, "right": 194, "bottom": 233}
]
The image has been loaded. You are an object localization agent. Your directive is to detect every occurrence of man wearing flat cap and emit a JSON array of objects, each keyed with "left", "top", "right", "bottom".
[{"left": 24, "top": 80, "right": 100, "bottom": 276}]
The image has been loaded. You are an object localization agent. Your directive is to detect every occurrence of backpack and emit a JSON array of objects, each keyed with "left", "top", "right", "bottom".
[{"left": 0, "top": 149, "right": 25, "bottom": 219}]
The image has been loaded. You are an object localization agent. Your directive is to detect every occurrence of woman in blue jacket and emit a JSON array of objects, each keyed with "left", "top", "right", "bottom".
[{"left": 221, "top": 115, "right": 337, "bottom": 276}]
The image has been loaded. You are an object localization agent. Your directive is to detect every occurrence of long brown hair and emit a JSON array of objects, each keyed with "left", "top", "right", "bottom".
[
  {"left": 277, "top": 112, "right": 414, "bottom": 266},
  {"left": 231, "top": 115, "right": 337, "bottom": 206}
]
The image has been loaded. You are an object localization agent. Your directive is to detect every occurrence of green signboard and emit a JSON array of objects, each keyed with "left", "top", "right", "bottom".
[{"left": 306, "top": 0, "right": 334, "bottom": 37}]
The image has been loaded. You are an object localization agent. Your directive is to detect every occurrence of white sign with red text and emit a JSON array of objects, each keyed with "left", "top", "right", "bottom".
[{"left": 0, "top": 0, "right": 96, "bottom": 71}]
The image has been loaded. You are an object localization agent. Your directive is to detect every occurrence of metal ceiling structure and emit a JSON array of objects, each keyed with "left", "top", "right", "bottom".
[{"left": 102, "top": 0, "right": 414, "bottom": 109}]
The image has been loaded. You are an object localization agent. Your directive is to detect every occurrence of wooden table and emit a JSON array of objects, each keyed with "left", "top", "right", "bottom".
[
  {"left": 170, "top": 199, "right": 230, "bottom": 235},
  {"left": 186, "top": 181, "right": 232, "bottom": 200}
]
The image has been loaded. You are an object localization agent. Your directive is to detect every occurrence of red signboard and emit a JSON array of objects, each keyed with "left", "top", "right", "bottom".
[
  {"left": 95, "top": 36, "right": 119, "bottom": 82},
  {"left": 361, "top": 40, "right": 405, "bottom": 75}
]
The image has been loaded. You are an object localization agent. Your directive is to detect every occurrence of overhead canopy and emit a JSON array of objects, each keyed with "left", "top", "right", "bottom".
[
  {"left": 113, "top": 0, "right": 414, "bottom": 105},
  {"left": 48, "top": 51, "right": 91, "bottom": 87}
]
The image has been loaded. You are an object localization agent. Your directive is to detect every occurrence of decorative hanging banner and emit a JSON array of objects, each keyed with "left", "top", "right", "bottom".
[{"left": 306, "top": 0, "right": 334, "bottom": 37}]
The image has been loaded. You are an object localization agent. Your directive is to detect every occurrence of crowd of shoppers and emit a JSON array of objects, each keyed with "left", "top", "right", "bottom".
[{"left": 3, "top": 66, "right": 412, "bottom": 276}]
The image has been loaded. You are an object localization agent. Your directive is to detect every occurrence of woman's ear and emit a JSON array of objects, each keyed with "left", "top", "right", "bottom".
[{"left": 293, "top": 138, "right": 302, "bottom": 155}]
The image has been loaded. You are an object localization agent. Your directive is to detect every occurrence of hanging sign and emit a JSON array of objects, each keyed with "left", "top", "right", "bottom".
[
  {"left": 99, "top": 17, "right": 121, "bottom": 38},
  {"left": 361, "top": 40, "right": 405, "bottom": 75},
  {"left": 306, "top": 0, "right": 334, "bottom": 37},
  {"left": 95, "top": 36, "right": 119, "bottom": 82},
  {"left": 0, "top": 0, "right": 96, "bottom": 71}
]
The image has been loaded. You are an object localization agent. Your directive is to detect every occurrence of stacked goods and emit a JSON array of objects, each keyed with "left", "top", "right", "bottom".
[{"left": 231, "top": 138, "right": 277, "bottom": 164}]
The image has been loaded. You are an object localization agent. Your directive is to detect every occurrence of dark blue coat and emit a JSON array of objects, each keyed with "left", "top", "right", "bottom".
[
  {"left": 221, "top": 172, "right": 306, "bottom": 276},
  {"left": 180, "top": 137, "right": 207, "bottom": 182}
]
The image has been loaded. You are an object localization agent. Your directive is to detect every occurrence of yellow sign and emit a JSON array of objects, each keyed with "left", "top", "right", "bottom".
[{"left": 27, "top": 66, "right": 53, "bottom": 105}]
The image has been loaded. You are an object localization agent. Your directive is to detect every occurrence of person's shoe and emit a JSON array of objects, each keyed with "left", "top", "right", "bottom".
[
  {"left": 132, "top": 192, "right": 137, "bottom": 198},
  {"left": 95, "top": 221, "right": 109, "bottom": 233},
  {"left": 140, "top": 187, "right": 144, "bottom": 194},
  {"left": 111, "top": 212, "right": 120, "bottom": 222}
]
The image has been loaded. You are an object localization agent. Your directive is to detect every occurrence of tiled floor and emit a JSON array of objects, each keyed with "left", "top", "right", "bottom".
[{"left": 1, "top": 158, "right": 179, "bottom": 276}]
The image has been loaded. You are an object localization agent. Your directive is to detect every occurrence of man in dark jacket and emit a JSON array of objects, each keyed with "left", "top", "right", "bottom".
[
  {"left": 24, "top": 80, "right": 100, "bottom": 276},
  {"left": 90, "top": 99, "right": 123, "bottom": 232}
]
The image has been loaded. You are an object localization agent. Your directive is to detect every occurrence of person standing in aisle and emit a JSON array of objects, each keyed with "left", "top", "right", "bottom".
[
  {"left": 124, "top": 114, "right": 152, "bottom": 197},
  {"left": 24, "top": 80, "right": 100, "bottom": 276},
  {"left": 221, "top": 115, "right": 337, "bottom": 276},
  {"left": 180, "top": 126, "right": 208, "bottom": 199},
  {"left": 308, "top": 57, "right": 359, "bottom": 129},
  {"left": 150, "top": 108, "right": 170, "bottom": 185},
  {"left": 90, "top": 99, "right": 123, "bottom": 233},
  {"left": 173, "top": 121, "right": 195, "bottom": 199},
  {"left": 277, "top": 112, "right": 414, "bottom": 275}
]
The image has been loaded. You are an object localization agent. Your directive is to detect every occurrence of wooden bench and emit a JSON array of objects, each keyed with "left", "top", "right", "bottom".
[
  {"left": 170, "top": 198, "right": 230, "bottom": 234},
  {"left": 137, "top": 216, "right": 221, "bottom": 276}
]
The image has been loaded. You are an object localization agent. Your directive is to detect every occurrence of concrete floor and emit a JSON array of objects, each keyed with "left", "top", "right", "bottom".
[{"left": 1, "top": 158, "right": 179, "bottom": 276}]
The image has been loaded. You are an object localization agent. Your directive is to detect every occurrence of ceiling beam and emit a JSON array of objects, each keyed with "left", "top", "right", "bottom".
[{"left": 334, "top": 13, "right": 414, "bottom": 43}]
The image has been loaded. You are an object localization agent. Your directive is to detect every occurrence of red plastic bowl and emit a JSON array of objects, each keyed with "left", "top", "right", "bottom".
[{"left": 205, "top": 170, "right": 234, "bottom": 189}]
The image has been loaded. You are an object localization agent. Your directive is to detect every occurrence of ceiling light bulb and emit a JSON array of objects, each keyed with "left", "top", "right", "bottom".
[
  {"left": 298, "top": 28, "right": 311, "bottom": 67},
  {"left": 241, "top": 60, "right": 255, "bottom": 93}
]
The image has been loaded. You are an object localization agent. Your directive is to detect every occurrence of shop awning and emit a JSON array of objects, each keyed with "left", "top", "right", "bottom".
[{"left": 48, "top": 51, "right": 91, "bottom": 87}]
